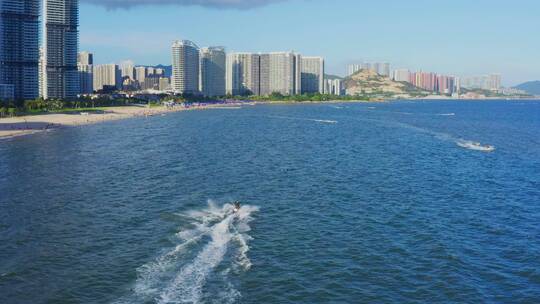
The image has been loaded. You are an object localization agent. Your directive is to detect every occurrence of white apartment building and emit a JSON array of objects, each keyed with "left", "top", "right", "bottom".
[
  {"left": 171, "top": 40, "right": 200, "bottom": 94},
  {"left": 93, "top": 64, "right": 121, "bottom": 92},
  {"left": 120, "top": 61, "right": 135, "bottom": 80},
  {"left": 324, "top": 79, "right": 342, "bottom": 95},
  {"left": 393, "top": 69, "right": 410, "bottom": 82},
  {"left": 259, "top": 52, "right": 301, "bottom": 96},
  {"left": 226, "top": 53, "right": 260, "bottom": 96}
]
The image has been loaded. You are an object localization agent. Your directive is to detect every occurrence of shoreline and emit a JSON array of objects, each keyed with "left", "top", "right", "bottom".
[
  {"left": 2, "top": 98, "right": 538, "bottom": 140},
  {"left": 0, "top": 103, "right": 244, "bottom": 140}
]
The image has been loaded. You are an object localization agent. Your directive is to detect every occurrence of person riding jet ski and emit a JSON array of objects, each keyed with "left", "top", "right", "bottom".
[{"left": 233, "top": 201, "right": 241, "bottom": 213}]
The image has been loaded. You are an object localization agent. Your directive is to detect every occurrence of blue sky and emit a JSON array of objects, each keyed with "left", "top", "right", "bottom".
[{"left": 80, "top": 0, "right": 540, "bottom": 86}]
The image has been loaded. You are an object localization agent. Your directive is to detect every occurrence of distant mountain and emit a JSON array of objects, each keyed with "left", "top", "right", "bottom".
[
  {"left": 514, "top": 81, "right": 540, "bottom": 95},
  {"left": 343, "top": 69, "right": 428, "bottom": 97}
]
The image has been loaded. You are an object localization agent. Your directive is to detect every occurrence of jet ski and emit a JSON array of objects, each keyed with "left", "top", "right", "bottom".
[{"left": 232, "top": 201, "right": 241, "bottom": 213}]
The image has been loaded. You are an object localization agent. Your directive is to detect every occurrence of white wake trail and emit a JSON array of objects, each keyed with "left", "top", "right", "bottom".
[
  {"left": 123, "top": 201, "right": 258, "bottom": 304},
  {"left": 266, "top": 115, "right": 338, "bottom": 124}
]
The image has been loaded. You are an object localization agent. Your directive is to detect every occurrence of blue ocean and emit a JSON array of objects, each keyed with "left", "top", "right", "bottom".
[{"left": 1, "top": 100, "right": 539, "bottom": 303}]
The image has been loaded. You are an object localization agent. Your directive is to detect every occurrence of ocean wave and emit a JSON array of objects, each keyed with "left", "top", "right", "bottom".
[{"left": 117, "top": 201, "right": 258, "bottom": 304}]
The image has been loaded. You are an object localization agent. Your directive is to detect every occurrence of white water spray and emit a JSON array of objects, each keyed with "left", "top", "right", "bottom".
[{"left": 119, "top": 201, "right": 259, "bottom": 304}]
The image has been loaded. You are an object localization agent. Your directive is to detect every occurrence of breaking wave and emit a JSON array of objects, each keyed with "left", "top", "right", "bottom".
[{"left": 116, "top": 201, "right": 258, "bottom": 304}]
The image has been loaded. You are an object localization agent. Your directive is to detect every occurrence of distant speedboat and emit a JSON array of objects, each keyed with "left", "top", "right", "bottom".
[{"left": 457, "top": 140, "right": 495, "bottom": 152}]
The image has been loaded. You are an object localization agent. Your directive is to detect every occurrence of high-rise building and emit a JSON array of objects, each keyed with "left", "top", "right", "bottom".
[
  {"left": 0, "top": 84, "right": 15, "bottom": 100},
  {"left": 78, "top": 64, "right": 93, "bottom": 94},
  {"left": 0, "top": 0, "right": 40, "bottom": 100},
  {"left": 93, "top": 64, "right": 121, "bottom": 92},
  {"left": 141, "top": 75, "right": 160, "bottom": 91},
  {"left": 43, "top": 0, "right": 79, "bottom": 99},
  {"left": 372, "top": 62, "right": 381, "bottom": 75},
  {"left": 348, "top": 62, "right": 390, "bottom": 77},
  {"left": 347, "top": 64, "right": 361, "bottom": 76},
  {"left": 325, "top": 79, "right": 342, "bottom": 95},
  {"left": 259, "top": 52, "right": 300, "bottom": 96},
  {"left": 258, "top": 53, "right": 270, "bottom": 96},
  {"left": 293, "top": 54, "right": 302, "bottom": 95},
  {"left": 381, "top": 63, "right": 390, "bottom": 77},
  {"left": 461, "top": 74, "right": 502, "bottom": 91},
  {"left": 134, "top": 66, "right": 147, "bottom": 84},
  {"left": 393, "top": 69, "right": 410, "bottom": 82},
  {"left": 171, "top": 40, "right": 200, "bottom": 95},
  {"left": 301, "top": 57, "right": 324, "bottom": 94},
  {"left": 489, "top": 74, "right": 502, "bottom": 91},
  {"left": 226, "top": 52, "right": 260, "bottom": 96},
  {"left": 361, "top": 62, "right": 371, "bottom": 71},
  {"left": 200, "top": 47, "right": 226, "bottom": 97},
  {"left": 39, "top": 47, "right": 46, "bottom": 97},
  {"left": 77, "top": 51, "right": 93, "bottom": 94},
  {"left": 159, "top": 77, "right": 170, "bottom": 91},
  {"left": 120, "top": 60, "right": 135, "bottom": 80},
  {"left": 77, "top": 51, "right": 92, "bottom": 65}
]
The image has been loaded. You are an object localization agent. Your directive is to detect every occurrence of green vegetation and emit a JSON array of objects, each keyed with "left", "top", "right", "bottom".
[
  {"left": 0, "top": 97, "right": 140, "bottom": 118},
  {"left": 0, "top": 92, "right": 377, "bottom": 119},
  {"left": 231, "top": 92, "right": 370, "bottom": 103},
  {"left": 163, "top": 92, "right": 372, "bottom": 104}
]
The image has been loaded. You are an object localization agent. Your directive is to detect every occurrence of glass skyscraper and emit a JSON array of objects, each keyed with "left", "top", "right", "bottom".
[
  {"left": 0, "top": 0, "right": 40, "bottom": 100},
  {"left": 43, "top": 0, "right": 79, "bottom": 99}
]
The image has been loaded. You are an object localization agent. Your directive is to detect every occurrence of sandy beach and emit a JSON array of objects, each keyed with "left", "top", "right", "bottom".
[{"left": 0, "top": 104, "right": 223, "bottom": 140}]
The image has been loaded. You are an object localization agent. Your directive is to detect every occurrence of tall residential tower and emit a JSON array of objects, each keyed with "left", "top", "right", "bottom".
[
  {"left": 200, "top": 47, "right": 226, "bottom": 97},
  {"left": 226, "top": 53, "right": 260, "bottom": 96},
  {"left": 301, "top": 57, "right": 324, "bottom": 94},
  {"left": 259, "top": 52, "right": 301, "bottom": 96},
  {"left": 43, "top": 0, "right": 79, "bottom": 99},
  {"left": 77, "top": 51, "right": 93, "bottom": 94},
  {"left": 171, "top": 40, "right": 199, "bottom": 95},
  {"left": 0, "top": 0, "right": 40, "bottom": 100}
]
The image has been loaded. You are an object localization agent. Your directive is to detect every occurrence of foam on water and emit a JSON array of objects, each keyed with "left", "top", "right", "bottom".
[
  {"left": 437, "top": 113, "right": 456, "bottom": 116},
  {"left": 266, "top": 115, "right": 338, "bottom": 124},
  {"left": 456, "top": 140, "right": 496, "bottom": 152},
  {"left": 118, "top": 201, "right": 258, "bottom": 304},
  {"left": 350, "top": 116, "right": 495, "bottom": 153}
]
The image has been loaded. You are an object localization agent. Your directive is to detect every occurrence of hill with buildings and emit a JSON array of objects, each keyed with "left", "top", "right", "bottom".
[
  {"left": 514, "top": 81, "right": 540, "bottom": 95},
  {"left": 342, "top": 69, "right": 429, "bottom": 98}
]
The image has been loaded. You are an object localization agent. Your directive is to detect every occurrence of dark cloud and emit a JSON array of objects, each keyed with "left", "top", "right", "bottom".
[{"left": 82, "top": 0, "right": 287, "bottom": 9}]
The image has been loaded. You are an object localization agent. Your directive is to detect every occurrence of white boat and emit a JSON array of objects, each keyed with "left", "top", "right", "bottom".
[{"left": 457, "top": 141, "right": 495, "bottom": 152}]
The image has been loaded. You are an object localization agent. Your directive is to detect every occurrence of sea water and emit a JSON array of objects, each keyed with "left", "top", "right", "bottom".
[{"left": 1, "top": 100, "right": 539, "bottom": 303}]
